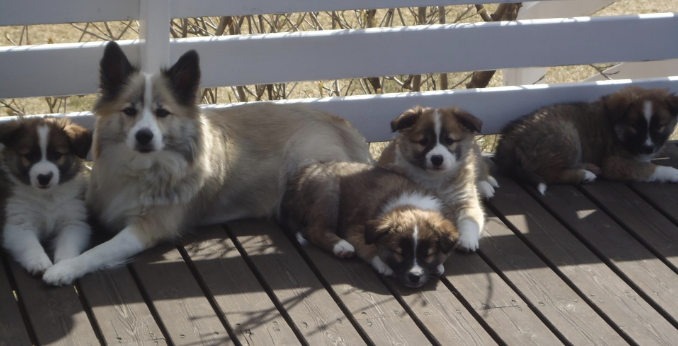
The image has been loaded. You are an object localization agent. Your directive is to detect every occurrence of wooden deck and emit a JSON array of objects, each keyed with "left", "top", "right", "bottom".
[{"left": 3, "top": 144, "right": 678, "bottom": 346}]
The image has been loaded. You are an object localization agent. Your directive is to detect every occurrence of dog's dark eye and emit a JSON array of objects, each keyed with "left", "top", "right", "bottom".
[
  {"left": 419, "top": 138, "right": 428, "bottom": 146},
  {"left": 52, "top": 152, "right": 62, "bottom": 160},
  {"left": 658, "top": 125, "right": 667, "bottom": 133},
  {"left": 122, "top": 107, "right": 137, "bottom": 116},
  {"left": 445, "top": 137, "right": 455, "bottom": 145},
  {"left": 156, "top": 109, "right": 170, "bottom": 118}
]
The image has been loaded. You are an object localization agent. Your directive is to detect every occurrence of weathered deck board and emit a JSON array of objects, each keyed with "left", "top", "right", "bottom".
[
  {"left": 0, "top": 256, "right": 32, "bottom": 346},
  {"left": 535, "top": 183, "right": 678, "bottom": 326},
  {"left": 226, "top": 219, "right": 366, "bottom": 346},
  {"left": 78, "top": 267, "right": 168, "bottom": 346},
  {"left": 490, "top": 176, "right": 678, "bottom": 345},
  {"left": 182, "top": 226, "right": 301, "bottom": 346},
  {"left": 443, "top": 252, "right": 563, "bottom": 345},
  {"left": 629, "top": 144, "right": 678, "bottom": 226},
  {"left": 9, "top": 262, "right": 100, "bottom": 346},
  {"left": 481, "top": 209, "right": 626, "bottom": 345},
  {"left": 385, "top": 276, "right": 498, "bottom": 346},
  {"left": 298, "top": 243, "right": 434, "bottom": 345},
  {"left": 582, "top": 181, "right": 678, "bottom": 271},
  {"left": 131, "top": 244, "right": 234, "bottom": 346}
]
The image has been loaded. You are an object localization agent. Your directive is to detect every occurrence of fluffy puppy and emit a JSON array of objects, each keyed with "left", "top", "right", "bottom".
[
  {"left": 495, "top": 86, "right": 678, "bottom": 194},
  {"left": 41, "top": 42, "right": 371, "bottom": 285},
  {"left": 1, "top": 117, "right": 92, "bottom": 275},
  {"left": 378, "top": 106, "right": 493, "bottom": 252},
  {"left": 281, "top": 161, "right": 459, "bottom": 288}
]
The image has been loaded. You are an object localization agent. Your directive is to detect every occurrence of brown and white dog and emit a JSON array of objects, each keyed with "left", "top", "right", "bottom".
[
  {"left": 1, "top": 117, "right": 92, "bottom": 276},
  {"left": 40, "top": 41, "right": 372, "bottom": 285},
  {"left": 280, "top": 161, "right": 459, "bottom": 287},
  {"left": 378, "top": 106, "right": 494, "bottom": 252},
  {"left": 495, "top": 86, "right": 678, "bottom": 194}
]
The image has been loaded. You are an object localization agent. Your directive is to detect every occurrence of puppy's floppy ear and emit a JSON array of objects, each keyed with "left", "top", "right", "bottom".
[
  {"left": 0, "top": 121, "right": 23, "bottom": 146},
  {"left": 164, "top": 50, "right": 201, "bottom": 107},
  {"left": 435, "top": 219, "right": 459, "bottom": 253},
  {"left": 63, "top": 122, "right": 93, "bottom": 159},
  {"left": 666, "top": 92, "right": 678, "bottom": 116},
  {"left": 451, "top": 108, "right": 483, "bottom": 133},
  {"left": 603, "top": 87, "right": 638, "bottom": 123},
  {"left": 365, "top": 219, "right": 392, "bottom": 244},
  {"left": 99, "top": 41, "right": 136, "bottom": 99},
  {"left": 391, "top": 106, "right": 423, "bottom": 132}
]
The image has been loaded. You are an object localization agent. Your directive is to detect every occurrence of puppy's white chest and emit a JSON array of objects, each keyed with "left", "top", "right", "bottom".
[{"left": 5, "top": 189, "right": 84, "bottom": 237}]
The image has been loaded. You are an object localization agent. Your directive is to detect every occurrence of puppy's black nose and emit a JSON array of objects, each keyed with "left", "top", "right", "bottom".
[
  {"left": 431, "top": 155, "right": 444, "bottom": 167},
  {"left": 37, "top": 172, "right": 53, "bottom": 186},
  {"left": 408, "top": 273, "right": 422, "bottom": 284},
  {"left": 641, "top": 145, "right": 654, "bottom": 154},
  {"left": 136, "top": 129, "right": 154, "bottom": 145}
]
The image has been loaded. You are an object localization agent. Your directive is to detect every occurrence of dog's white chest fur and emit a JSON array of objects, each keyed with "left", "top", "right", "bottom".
[{"left": 4, "top": 174, "right": 87, "bottom": 235}]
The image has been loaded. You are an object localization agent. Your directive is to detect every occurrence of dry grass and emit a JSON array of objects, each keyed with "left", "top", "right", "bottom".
[{"left": 1, "top": 0, "right": 677, "bottom": 153}]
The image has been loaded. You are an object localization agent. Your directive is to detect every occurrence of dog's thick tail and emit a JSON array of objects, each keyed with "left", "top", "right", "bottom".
[{"left": 507, "top": 166, "right": 547, "bottom": 195}]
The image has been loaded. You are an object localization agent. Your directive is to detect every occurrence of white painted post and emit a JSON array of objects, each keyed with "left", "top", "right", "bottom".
[
  {"left": 502, "top": 0, "right": 618, "bottom": 86},
  {"left": 139, "top": 0, "right": 171, "bottom": 73}
]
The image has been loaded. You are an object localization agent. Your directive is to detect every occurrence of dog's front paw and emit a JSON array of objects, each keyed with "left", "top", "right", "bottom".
[
  {"left": 22, "top": 254, "right": 53, "bottom": 276},
  {"left": 42, "top": 258, "right": 87, "bottom": 286},
  {"left": 582, "top": 170, "right": 597, "bottom": 183},
  {"left": 371, "top": 257, "right": 393, "bottom": 276},
  {"left": 650, "top": 166, "right": 678, "bottom": 183},
  {"left": 333, "top": 240, "right": 355, "bottom": 258},
  {"left": 457, "top": 220, "right": 481, "bottom": 252},
  {"left": 478, "top": 180, "right": 495, "bottom": 199},
  {"left": 436, "top": 264, "right": 445, "bottom": 276}
]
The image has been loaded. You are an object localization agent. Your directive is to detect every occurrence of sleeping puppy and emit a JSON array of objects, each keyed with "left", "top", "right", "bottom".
[
  {"left": 1, "top": 117, "right": 92, "bottom": 275},
  {"left": 378, "top": 106, "right": 494, "bottom": 252},
  {"left": 495, "top": 86, "right": 678, "bottom": 194},
  {"left": 280, "top": 161, "right": 459, "bottom": 288}
]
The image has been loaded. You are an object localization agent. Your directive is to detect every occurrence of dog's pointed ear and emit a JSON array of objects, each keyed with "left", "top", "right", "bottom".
[
  {"left": 63, "top": 121, "right": 93, "bottom": 159},
  {"left": 164, "top": 50, "right": 201, "bottom": 107},
  {"left": 99, "top": 41, "right": 135, "bottom": 99},
  {"left": 365, "top": 219, "right": 392, "bottom": 245},
  {"left": 391, "top": 106, "right": 423, "bottom": 132},
  {"left": 666, "top": 92, "right": 678, "bottom": 116},
  {"left": 435, "top": 219, "right": 459, "bottom": 254},
  {"left": 0, "top": 121, "right": 23, "bottom": 146},
  {"left": 451, "top": 108, "right": 482, "bottom": 133}
]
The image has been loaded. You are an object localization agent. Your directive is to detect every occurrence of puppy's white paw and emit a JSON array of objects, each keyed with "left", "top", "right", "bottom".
[
  {"left": 22, "top": 254, "right": 53, "bottom": 276},
  {"left": 371, "top": 256, "right": 393, "bottom": 276},
  {"left": 457, "top": 220, "right": 481, "bottom": 252},
  {"left": 295, "top": 232, "right": 309, "bottom": 245},
  {"left": 333, "top": 240, "right": 355, "bottom": 258},
  {"left": 582, "top": 170, "right": 597, "bottom": 183},
  {"left": 42, "top": 258, "right": 86, "bottom": 286},
  {"left": 487, "top": 176, "right": 500, "bottom": 188},
  {"left": 436, "top": 264, "right": 445, "bottom": 276},
  {"left": 478, "top": 180, "right": 495, "bottom": 199},
  {"left": 649, "top": 166, "right": 678, "bottom": 183}
]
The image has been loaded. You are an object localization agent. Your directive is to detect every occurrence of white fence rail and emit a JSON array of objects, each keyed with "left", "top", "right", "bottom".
[{"left": 1, "top": 0, "right": 677, "bottom": 142}]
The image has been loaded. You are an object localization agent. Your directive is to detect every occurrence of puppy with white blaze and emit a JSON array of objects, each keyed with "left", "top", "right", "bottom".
[
  {"left": 42, "top": 41, "right": 372, "bottom": 285},
  {"left": 1, "top": 117, "right": 92, "bottom": 276},
  {"left": 378, "top": 106, "right": 493, "bottom": 252}
]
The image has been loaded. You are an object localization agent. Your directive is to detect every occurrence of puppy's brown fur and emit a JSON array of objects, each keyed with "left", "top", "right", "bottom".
[
  {"left": 281, "top": 162, "right": 458, "bottom": 288},
  {"left": 495, "top": 87, "right": 678, "bottom": 194},
  {"left": 378, "top": 106, "right": 492, "bottom": 252}
]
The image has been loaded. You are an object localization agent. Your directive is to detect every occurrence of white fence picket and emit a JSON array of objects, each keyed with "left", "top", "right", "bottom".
[
  {"left": 3, "top": 76, "right": 676, "bottom": 141},
  {"left": 2, "top": 13, "right": 677, "bottom": 99}
]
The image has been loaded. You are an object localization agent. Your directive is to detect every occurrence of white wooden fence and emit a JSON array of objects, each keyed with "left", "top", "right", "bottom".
[{"left": 1, "top": 0, "right": 677, "bottom": 142}]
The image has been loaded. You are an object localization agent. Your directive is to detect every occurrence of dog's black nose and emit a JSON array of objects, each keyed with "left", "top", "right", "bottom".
[
  {"left": 37, "top": 172, "right": 53, "bottom": 186},
  {"left": 641, "top": 145, "right": 654, "bottom": 154},
  {"left": 408, "top": 273, "right": 422, "bottom": 284},
  {"left": 431, "top": 155, "right": 444, "bottom": 167},
  {"left": 136, "top": 129, "right": 154, "bottom": 145}
]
